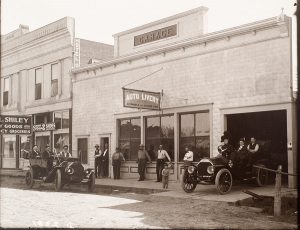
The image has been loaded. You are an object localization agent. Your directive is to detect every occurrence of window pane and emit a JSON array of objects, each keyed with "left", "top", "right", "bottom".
[
  {"left": 119, "top": 139, "right": 130, "bottom": 160},
  {"left": 51, "top": 79, "right": 58, "bottom": 97},
  {"left": 161, "top": 138, "right": 174, "bottom": 161},
  {"left": 120, "top": 119, "right": 131, "bottom": 139},
  {"left": 4, "top": 78, "right": 9, "bottom": 91},
  {"left": 3, "top": 91, "right": 8, "bottom": 106},
  {"left": 55, "top": 134, "right": 69, "bottom": 153},
  {"left": 35, "top": 83, "right": 41, "bottom": 100},
  {"left": 62, "top": 110, "right": 69, "bottom": 129},
  {"left": 195, "top": 136, "right": 210, "bottom": 161},
  {"left": 130, "top": 118, "right": 141, "bottom": 139},
  {"left": 51, "top": 63, "right": 59, "bottom": 80},
  {"left": 130, "top": 139, "right": 140, "bottom": 160},
  {"left": 35, "top": 113, "right": 51, "bottom": 124},
  {"left": 145, "top": 138, "right": 161, "bottom": 159},
  {"left": 146, "top": 117, "right": 160, "bottom": 138},
  {"left": 35, "top": 68, "right": 42, "bottom": 83},
  {"left": 161, "top": 115, "right": 174, "bottom": 138},
  {"left": 179, "top": 137, "right": 195, "bottom": 161},
  {"left": 195, "top": 113, "right": 210, "bottom": 136},
  {"left": 3, "top": 136, "right": 16, "bottom": 158},
  {"left": 20, "top": 135, "right": 32, "bottom": 158},
  {"left": 78, "top": 138, "right": 88, "bottom": 164},
  {"left": 180, "top": 114, "right": 194, "bottom": 137},
  {"left": 54, "top": 112, "right": 62, "bottom": 129}
]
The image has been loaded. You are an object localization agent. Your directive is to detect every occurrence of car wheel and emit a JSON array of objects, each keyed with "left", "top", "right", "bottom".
[
  {"left": 181, "top": 170, "right": 197, "bottom": 193},
  {"left": 25, "top": 168, "right": 34, "bottom": 189},
  {"left": 256, "top": 164, "right": 268, "bottom": 186},
  {"left": 215, "top": 168, "right": 232, "bottom": 194},
  {"left": 55, "top": 169, "right": 62, "bottom": 192},
  {"left": 88, "top": 172, "right": 95, "bottom": 192}
]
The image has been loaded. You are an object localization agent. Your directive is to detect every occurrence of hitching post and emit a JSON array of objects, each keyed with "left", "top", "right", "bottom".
[{"left": 274, "top": 165, "right": 282, "bottom": 217}]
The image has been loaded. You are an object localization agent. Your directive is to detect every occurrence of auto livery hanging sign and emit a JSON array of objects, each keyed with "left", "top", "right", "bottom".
[
  {"left": 0, "top": 115, "right": 32, "bottom": 134},
  {"left": 123, "top": 88, "right": 161, "bottom": 110}
]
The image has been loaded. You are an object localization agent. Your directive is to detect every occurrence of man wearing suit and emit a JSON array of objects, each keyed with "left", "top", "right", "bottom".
[
  {"left": 42, "top": 144, "right": 54, "bottom": 173},
  {"left": 101, "top": 143, "right": 109, "bottom": 177},
  {"left": 30, "top": 145, "right": 41, "bottom": 158},
  {"left": 94, "top": 144, "right": 102, "bottom": 178},
  {"left": 60, "top": 145, "right": 72, "bottom": 158}
]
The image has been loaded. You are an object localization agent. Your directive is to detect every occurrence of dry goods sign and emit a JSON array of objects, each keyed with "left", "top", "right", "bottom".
[
  {"left": 32, "top": 122, "right": 56, "bottom": 132},
  {"left": 0, "top": 115, "right": 32, "bottom": 134},
  {"left": 123, "top": 88, "right": 161, "bottom": 110}
]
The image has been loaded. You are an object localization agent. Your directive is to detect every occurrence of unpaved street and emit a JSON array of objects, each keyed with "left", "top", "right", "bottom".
[{"left": 0, "top": 182, "right": 297, "bottom": 229}]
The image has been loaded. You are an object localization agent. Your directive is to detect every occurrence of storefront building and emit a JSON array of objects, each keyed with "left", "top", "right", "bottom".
[
  {"left": 71, "top": 7, "right": 297, "bottom": 187},
  {"left": 0, "top": 17, "right": 113, "bottom": 169}
]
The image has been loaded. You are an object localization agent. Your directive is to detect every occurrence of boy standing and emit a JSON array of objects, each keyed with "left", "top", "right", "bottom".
[{"left": 162, "top": 163, "right": 170, "bottom": 189}]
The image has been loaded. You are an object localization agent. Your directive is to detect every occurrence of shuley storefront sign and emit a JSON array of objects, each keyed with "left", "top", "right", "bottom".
[
  {"left": 123, "top": 88, "right": 161, "bottom": 110},
  {"left": 0, "top": 115, "right": 32, "bottom": 134},
  {"left": 33, "top": 122, "right": 56, "bottom": 132}
]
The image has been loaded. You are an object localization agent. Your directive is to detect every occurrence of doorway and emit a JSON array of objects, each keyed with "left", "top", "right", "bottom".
[
  {"left": 100, "top": 137, "right": 110, "bottom": 177},
  {"left": 226, "top": 110, "right": 288, "bottom": 183}
]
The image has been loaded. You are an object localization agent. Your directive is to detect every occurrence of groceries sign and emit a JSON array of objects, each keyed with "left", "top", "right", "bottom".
[
  {"left": 123, "top": 88, "right": 161, "bottom": 110},
  {"left": 134, "top": 24, "right": 177, "bottom": 46},
  {"left": 33, "top": 122, "right": 56, "bottom": 132},
  {"left": 0, "top": 115, "right": 32, "bottom": 134}
]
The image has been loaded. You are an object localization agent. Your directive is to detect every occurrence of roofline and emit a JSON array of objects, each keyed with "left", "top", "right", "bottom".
[
  {"left": 112, "top": 6, "right": 208, "bottom": 37},
  {"left": 72, "top": 15, "right": 288, "bottom": 75}
]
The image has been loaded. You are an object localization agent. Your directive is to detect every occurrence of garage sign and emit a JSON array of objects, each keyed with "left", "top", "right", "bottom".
[
  {"left": 0, "top": 115, "right": 32, "bottom": 134},
  {"left": 123, "top": 88, "right": 161, "bottom": 110}
]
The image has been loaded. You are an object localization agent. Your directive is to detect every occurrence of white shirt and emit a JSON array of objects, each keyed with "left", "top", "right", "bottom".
[
  {"left": 157, "top": 149, "right": 171, "bottom": 161},
  {"left": 103, "top": 149, "right": 108, "bottom": 156},
  {"left": 183, "top": 151, "right": 193, "bottom": 161}
]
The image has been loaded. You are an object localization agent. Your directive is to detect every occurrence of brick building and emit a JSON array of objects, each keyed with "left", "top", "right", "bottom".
[
  {"left": 0, "top": 17, "right": 113, "bottom": 169},
  {"left": 71, "top": 7, "right": 297, "bottom": 187}
]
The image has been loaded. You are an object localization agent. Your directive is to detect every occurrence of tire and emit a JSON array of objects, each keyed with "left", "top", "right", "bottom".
[
  {"left": 25, "top": 168, "right": 34, "bottom": 189},
  {"left": 55, "top": 169, "right": 62, "bottom": 192},
  {"left": 256, "top": 164, "right": 268, "bottom": 186},
  {"left": 215, "top": 168, "right": 233, "bottom": 194},
  {"left": 88, "top": 172, "right": 95, "bottom": 192},
  {"left": 181, "top": 170, "right": 197, "bottom": 193}
]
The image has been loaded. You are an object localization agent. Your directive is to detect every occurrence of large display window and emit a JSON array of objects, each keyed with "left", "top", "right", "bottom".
[
  {"left": 179, "top": 112, "right": 210, "bottom": 161},
  {"left": 118, "top": 118, "right": 141, "bottom": 160},
  {"left": 145, "top": 115, "right": 174, "bottom": 160},
  {"left": 2, "top": 135, "right": 17, "bottom": 168}
]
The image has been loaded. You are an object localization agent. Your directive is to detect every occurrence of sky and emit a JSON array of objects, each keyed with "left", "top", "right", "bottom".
[{"left": 1, "top": 0, "right": 297, "bottom": 45}]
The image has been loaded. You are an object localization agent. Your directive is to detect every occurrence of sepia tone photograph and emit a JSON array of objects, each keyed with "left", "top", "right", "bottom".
[{"left": 0, "top": 0, "right": 298, "bottom": 229}]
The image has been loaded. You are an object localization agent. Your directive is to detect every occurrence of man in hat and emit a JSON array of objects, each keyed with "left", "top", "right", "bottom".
[
  {"left": 218, "top": 135, "right": 235, "bottom": 160},
  {"left": 94, "top": 144, "right": 102, "bottom": 178},
  {"left": 61, "top": 145, "right": 72, "bottom": 158},
  {"left": 112, "top": 147, "right": 125, "bottom": 179},
  {"left": 30, "top": 145, "right": 41, "bottom": 159},
  {"left": 101, "top": 143, "right": 109, "bottom": 178},
  {"left": 137, "top": 144, "right": 151, "bottom": 181},
  {"left": 183, "top": 146, "right": 193, "bottom": 166},
  {"left": 42, "top": 144, "right": 54, "bottom": 174}
]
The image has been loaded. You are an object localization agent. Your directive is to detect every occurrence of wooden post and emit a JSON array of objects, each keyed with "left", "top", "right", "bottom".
[{"left": 274, "top": 165, "right": 282, "bottom": 217}]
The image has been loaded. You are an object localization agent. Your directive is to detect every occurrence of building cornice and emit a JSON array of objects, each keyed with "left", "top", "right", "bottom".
[
  {"left": 112, "top": 6, "right": 208, "bottom": 37},
  {"left": 72, "top": 15, "right": 289, "bottom": 75}
]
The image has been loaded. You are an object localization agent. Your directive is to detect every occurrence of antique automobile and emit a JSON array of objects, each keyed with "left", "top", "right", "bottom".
[
  {"left": 25, "top": 155, "right": 95, "bottom": 192},
  {"left": 181, "top": 153, "right": 269, "bottom": 195}
]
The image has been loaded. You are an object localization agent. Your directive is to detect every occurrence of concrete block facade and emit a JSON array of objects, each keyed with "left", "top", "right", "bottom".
[{"left": 71, "top": 10, "right": 296, "bottom": 187}]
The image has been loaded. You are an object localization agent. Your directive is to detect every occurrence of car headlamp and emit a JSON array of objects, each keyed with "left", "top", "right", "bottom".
[
  {"left": 66, "top": 167, "right": 74, "bottom": 175},
  {"left": 207, "top": 166, "right": 214, "bottom": 174},
  {"left": 187, "top": 166, "right": 195, "bottom": 174},
  {"left": 228, "top": 160, "right": 233, "bottom": 168}
]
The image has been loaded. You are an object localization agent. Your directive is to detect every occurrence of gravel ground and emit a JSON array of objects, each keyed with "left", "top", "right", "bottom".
[{"left": 0, "top": 176, "right": 298, "bottom": 229}]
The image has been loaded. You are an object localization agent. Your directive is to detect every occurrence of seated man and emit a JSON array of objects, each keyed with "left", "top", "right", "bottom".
[
  {"left": 217, "top": 136, "right": 235, "bottom": 160},
  {"left": 30, "top": 145, "right": 41, "bottom": 159},
  {"left": 60, "top": 145, "right": 72, "bottom": 158},
  {"left": 235, "top": 138, "right": 250, "bottom": 169},
  {"left": 247, "top": 137, "right": 260, "bottom": 164}
]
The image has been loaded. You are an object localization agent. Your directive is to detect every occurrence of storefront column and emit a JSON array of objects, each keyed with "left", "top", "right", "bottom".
[
  {"left": 141, "top": 115, "right": 145, "bottom": 145},
  {"left": 16, "top": 135, "right": 20, "bottom": 169},
  {"left": 286, "top": 104, "right": 297, "bottom": 188},
  {"left": 174, "top": 112, "right": 179, "bottom": 181}
]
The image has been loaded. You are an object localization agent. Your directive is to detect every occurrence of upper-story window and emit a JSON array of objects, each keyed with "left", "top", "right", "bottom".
[
  {"left": 35, "top": 68, "right": 42, "bottom": 100},
  {"left": 3, "top": 77, "right": 9, "bottom": 106},
  {"left": 51, "top": 63, "right": 59, "bottom": 97}
]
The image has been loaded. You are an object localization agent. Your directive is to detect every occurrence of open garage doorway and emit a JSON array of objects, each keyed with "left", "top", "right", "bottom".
[{"left": 226, "top": 110, "right": 288, "bottom": 184}]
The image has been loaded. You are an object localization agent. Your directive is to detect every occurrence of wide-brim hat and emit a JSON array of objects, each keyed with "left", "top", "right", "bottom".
[
  {"left": 45, "top": 144, "right": 50, "bottom": 148},
  {"left": 63, "top": 145, "right": 69, "bottom": 148},
  {"left": 95, "top": 144, "right": 100, "bottom": 147}
]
